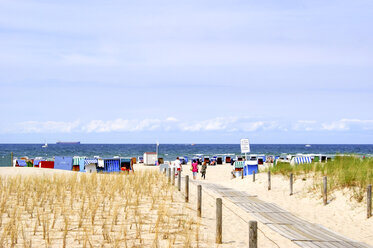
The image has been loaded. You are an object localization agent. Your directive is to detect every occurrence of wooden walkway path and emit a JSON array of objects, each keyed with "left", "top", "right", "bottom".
[{"left": 189, "top": 180, "right": 371, "bottom": 248}]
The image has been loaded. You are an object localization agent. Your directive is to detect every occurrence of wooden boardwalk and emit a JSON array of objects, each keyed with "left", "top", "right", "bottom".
[{"left": 189, "top": 180, "right": 371, "bottom": 248}]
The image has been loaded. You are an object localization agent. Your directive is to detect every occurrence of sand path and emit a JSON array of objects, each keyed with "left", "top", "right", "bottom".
[{"left": 186, "top": 178, "right": 371, "bottom": 248}]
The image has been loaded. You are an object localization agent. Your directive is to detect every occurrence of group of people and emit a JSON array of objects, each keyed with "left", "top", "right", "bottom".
[
  {"left": 191, "top": 159, "right": 207, "bottom": 180},
  {"left": 169, "top": 157, "right": 207, "bottom": 180}
]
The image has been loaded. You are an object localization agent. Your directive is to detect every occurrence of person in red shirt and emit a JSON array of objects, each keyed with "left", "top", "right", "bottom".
[{"left": 191, "top": 160, "right": 199, "bottom": 180}]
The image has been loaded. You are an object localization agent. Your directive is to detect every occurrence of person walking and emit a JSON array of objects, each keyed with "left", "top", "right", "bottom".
[
  {"left": 191, "top": 160, "right": 199, "bottom": 180},
  {"left": 175, "top": 157, "right": 181, "bottom": 176},
  {"left": 201, "top": 162, "right": 207, "bottom": 180}
]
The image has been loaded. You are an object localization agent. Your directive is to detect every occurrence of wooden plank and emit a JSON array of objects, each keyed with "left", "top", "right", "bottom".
[
  {"left": 315, "top": 225, "right": 359, "bottom": 243},
  {"left": 260, "top": 212, "right": 282, "bottom": 223},
  {"left": 283, "top": 224, "right": 320, "bottom": 241},
  {"left": 299, "top": 224, "right": 354, "bottom": 242},
  {"left": 250, "top": 213, "right": 272, "bottom": 223},
  {"left": 267, "top": 224, "right": 300, "bottom": 240},
  {"left": 256, "top": 203, "right": 273, "bottom": 212},
  {"left": 223, "top": 196, "right": 258, "bottom": 202},
  {"left": 329, "top": 241, "right": 355, "bottom": 248},
  {"left": 253, "top": 212, "right": 305, "bottom": 225},
  {"left": 291, "top": 223, "right": 342, "bottom": 242},
  {"left": 309, "top": 241, "right": 350, "bottom": 248},
  {"left": 294, "top": 241, "right": 322, "bottom": 248},
  {"left": 250, "top": 203, "right": 265, "bottom": 212},
  {"left": 267, "top": 223, "right": 310, "bottom": 241},
  {"left": 236, "top": 203, "right": 258, "bottom": 213},
  {"left": 277, "top": 212, "right": 308, "bottom": 225},
  {"left": 335, "top": 242, "right": 359, "bottom": 248},
  {"left": 249, "top": 202, "right": 269, "bottom": 212},
  {"left": 339, "top": 241, "right": 373, "bottom": 248},
  {"left": 235, "top": 202, "right": 287, "bottom": 213},
  {"left": 291, "top": 224, "right": 334, "bottom": 241},
  {"left": 273, "top": 224, "right": 313, "bottom": 241},
  {"left": 353, "top": 242, "right": 373, "bottom": 248},
  {"left": 317, "top": 242, "right": 343, "bottom": 248},
  {"left": 265, "top": 203, "right": 287, "bottom": 212},
  {"left": 256, "top": 203, "right": 287, "bottom": 213},
  {"left": 220, "top": 192, "right": 249, "bottom": 197}
]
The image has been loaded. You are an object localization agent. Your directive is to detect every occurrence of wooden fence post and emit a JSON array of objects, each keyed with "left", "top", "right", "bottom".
[
  {"left": 367, "top": 184, "right": 372, "bottom": 218},
  {"left": 242, "top": 169, "right": 244, "bottom": 179},
  {"left": 253, "top": 170, "right": 255, "bottom": 182},
  {"left": 163, "top": 168, "right": 166, "bottom": 175},
  {"left": 249, "top": 221, "right": 257, "bottom": 248},
  {"left": 185, "top": 175, "right": 189, "bottom": 203},
  {"left": 197, "top": 185, "right": 202, "bottom": 217},
  {"left": 323, "top": 176, "right": 327, "bottom": 205},
  {"left": 178, "top": 171, "right": 181, "bottom": 191},
  {"left": 168, "top": 168, "right": 171, "bottom": 183},
  {"left": 216, "top": 198, "right": 222, "bottom": 244},
  {"left": 172, "top": 168, "right": 175, "bottom": 186},
  {"left": 268, "top": 170, "right": 271, "bottom": 190},
  {"left": 290, "top": 173, "right": 293, "bottom": 196}
]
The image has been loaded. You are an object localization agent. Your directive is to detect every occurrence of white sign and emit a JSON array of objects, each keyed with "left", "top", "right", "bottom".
[{"left": 240, "top": 139, "right": 250, "bottom": 153}]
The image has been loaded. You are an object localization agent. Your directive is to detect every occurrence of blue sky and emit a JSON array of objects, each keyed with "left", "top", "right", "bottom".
[{"left": 0, "top": 0, "right": 372, "bottom": 144}]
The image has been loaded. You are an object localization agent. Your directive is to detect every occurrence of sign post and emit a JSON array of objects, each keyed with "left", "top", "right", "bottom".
[
  {"left": 240, "top": 138, "right": 250, "bottom": 159},
  {"left": 240, "top": 139, "right": 250, "bottom": 177}
]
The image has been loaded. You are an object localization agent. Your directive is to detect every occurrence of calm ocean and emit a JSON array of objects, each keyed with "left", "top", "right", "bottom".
[{"left": 0, "top": 144, "right": 372, "bottom": 160}]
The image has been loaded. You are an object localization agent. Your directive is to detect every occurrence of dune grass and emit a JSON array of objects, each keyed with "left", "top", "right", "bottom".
[
  {"left": 0, "top": 170, "right": 207, "bottom": 247},
  {"left": 270, "top": 156, "right": 373, "bottom": 202}
]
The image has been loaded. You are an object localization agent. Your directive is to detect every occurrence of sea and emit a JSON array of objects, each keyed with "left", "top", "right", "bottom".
[{"left": 0, "top": 144, "right": 372, "bottom": 161}]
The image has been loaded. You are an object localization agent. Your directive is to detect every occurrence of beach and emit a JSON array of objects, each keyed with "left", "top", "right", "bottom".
[
  {"left": 0, "top": 163, "right": 372, "bottom": 247},
  {"left": 180, "top": 163, "right": 373, "bottom": 247}
]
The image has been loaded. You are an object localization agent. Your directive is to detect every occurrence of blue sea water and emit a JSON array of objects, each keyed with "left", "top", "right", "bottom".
[{"left": 0, "top": 144, "right": 372, "bottom": 161}]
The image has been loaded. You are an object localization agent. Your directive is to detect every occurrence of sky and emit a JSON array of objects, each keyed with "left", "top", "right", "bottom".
[{"left": 0, "top": 0, "right": 372, "bottom": 144}]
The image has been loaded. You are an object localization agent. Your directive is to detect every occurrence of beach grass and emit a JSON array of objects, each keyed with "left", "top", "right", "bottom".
[
  {"left": 270, "top": 156, "right": 373, "bottom": 202},
  {"left": 0, "top": 170, "right": 206, "bottom": 247}
]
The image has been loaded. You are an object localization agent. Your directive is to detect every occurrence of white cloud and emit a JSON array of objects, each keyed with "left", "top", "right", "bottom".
[
  {"left": 180, "top": 118, "right": 280, "bottom": 132},
  {"left": 4, "top": 118, "right": 373, "bottom": 134},
  {"left": 322, "top": 119, "right": 373, "bottom": 131},
  {"left": 180, "top": 118, "right": 234, "bottom": 132},
  {"left": 235, "top": 120, "right": 281, "bottom": 132},
  {"left": 240, "top": 121, "right": 265, "bottom": 132},
  {"left": 322, "top": 120, "right": 349, "bottom": 131},
  {"left": 17, "top": 120, "right": 80, "bottom": 133},
  {"left": 293, "top": 120, "right": 317, "bottom": 131},
  {"left": 82, "top": 119, "right": 162, "bottom": 133}
]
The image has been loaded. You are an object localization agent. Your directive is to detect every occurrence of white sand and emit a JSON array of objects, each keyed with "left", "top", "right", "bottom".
[
  {"left": 2, "top": 164, "right": 372, "bottom": 247},
  {"left": 180, "top": 163, "right": 373, "bottom": 246},
  {"left": 136, "top": 164, "right": 296, "bottom": 247}
]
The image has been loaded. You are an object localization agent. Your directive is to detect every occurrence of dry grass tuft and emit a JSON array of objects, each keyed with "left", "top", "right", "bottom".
[
  {"left": 270, "top": 156, "right": 373, "bottom": 202},
  {"left": 0, "top": 170, "right": 209, "bottom": 247}
]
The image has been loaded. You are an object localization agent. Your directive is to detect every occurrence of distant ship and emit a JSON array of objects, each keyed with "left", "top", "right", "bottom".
[
  {"left": 56, "top": 141, "right": 80, "bottom": 144},
  {"left": 305, "top": 144, "right": 311, "bottom": 147}
]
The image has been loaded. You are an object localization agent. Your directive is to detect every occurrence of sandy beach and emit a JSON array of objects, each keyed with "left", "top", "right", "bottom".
[
  {"left": 0, "top": 164, "right": 372, "bottom": 247},
  {"left": 180, "top": 163, "right": 373, "bottom": 247}
]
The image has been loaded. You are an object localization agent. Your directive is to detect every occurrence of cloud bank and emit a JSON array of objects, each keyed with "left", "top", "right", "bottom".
[{"left": 4, "top": 118, "right": 373, "bottom": 134}]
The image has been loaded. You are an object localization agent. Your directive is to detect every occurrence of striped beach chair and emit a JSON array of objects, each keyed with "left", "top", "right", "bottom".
[{"left": 293, "top": 156, "right": 312, "bottom": 165}]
